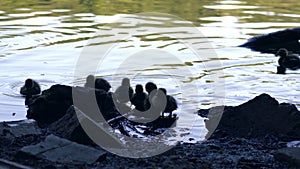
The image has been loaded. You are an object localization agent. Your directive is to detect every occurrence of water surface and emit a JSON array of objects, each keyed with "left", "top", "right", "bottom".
[{"left": 0, "top": 0, "right": 300, "bottom": 142}]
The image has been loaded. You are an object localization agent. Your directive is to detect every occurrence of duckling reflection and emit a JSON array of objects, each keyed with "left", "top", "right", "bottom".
[{"left": 276, "top": 48, "right": 300, "bottom": 74}]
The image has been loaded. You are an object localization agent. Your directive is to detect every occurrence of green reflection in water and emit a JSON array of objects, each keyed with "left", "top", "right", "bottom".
[{"left": 0, "top": 0, "right": 299, "bottom": 25}]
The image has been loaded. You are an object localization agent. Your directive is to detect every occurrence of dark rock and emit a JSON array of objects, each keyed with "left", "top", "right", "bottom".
[
  {"left": 0, "top": 158, "right": 33, "bottom": 169},
  {"left": 26, "top": 84, "right": 119, "bottom": 127},
  {"left": 239, "top": 27, "right": 300, "bottom": 54},
  {"left": 48, "top": 105, "right": 123, "bottom": 148},
  {"left": 0, "top": 120, "right": 42, "bottom": 138},
  {"left": 17, "top": 135, "right": 106, "bottom": 165},
  {"left": 199, "top": 93, "right": 300, "bottom": 140},
  {"left": 26, "top": 85, "right": 73, "bottom": 127},
  {"left": 274, "top": 147, "right": 300, "bottom": 167}
]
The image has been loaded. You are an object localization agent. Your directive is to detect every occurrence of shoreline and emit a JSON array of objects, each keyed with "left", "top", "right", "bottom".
[{"left": 1, "top": 93, "right": 300, "bottom": 168}]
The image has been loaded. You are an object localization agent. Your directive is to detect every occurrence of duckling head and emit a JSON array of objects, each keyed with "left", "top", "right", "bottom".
[
  {"left": 135, "top": 84, "right": 143, "bottom": 93},
  {"left": 121, "top": 78, "right": 130, "bottom": 87},
  {"left": 145, "top": 82, "right": 157, "bottom": 94},
  {"left": 25, "top": 79, "right": 34, "bottom": 88},
  {"left": 276, "top": 48, "right": 288, "bottom": 58}
]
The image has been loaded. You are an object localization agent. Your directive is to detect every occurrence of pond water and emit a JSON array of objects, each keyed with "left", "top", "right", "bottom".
[{"left": 0, "top": 0, "right": 300, "bottom": 142}]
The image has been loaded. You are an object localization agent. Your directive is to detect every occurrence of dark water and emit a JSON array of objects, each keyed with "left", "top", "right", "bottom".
[{"left": 0, "top": 0, "right": 300, "bottom": 142}]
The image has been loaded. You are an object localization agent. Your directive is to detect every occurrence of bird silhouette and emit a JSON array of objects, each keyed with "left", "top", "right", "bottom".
[
  {"left": 84, "top": 75, "right": 111, "bottom": 92},
  {"left": 131, "top": 84, "right": 147, "bottom": 112},
  {"left": 114, "top": 78, "right": 133, "bottom": 104},
  {"left": 276, "top": 48, "right": 300, "bottom": 74},
  {"left": 20, "top": 79, "right": 41, "bottom": 105},
  {"left": 159, "top": 88, "right": 178, "bottom": 118},
  {"left": 144, "top": 82, "right": 158, "bottom": 111}
]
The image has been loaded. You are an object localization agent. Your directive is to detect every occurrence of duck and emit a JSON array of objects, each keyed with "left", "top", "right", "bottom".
[
  {"left": 159, "top": 88, "right": 178, "bottom": 118},
  {"left": 131, "top": 84, "right": 147, "bottom": 112},
  {"left": 84, "top": 75, "right": 111, "bottom": 92},
  {"left": 114, "top": 78, "right": 133, "bottom": 104},
  {"left": 276, "top": 48, "right": 300, "bottom": 74},
  {"left": 20, "top": 78, "right": 41, "bottom": 97}
]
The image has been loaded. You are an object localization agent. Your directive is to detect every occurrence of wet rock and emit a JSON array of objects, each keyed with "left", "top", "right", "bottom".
[
  {"left": 18, "top": 135, "right": 106, "bottom": 165},
  {"left": 26, "top": 85, "right": 73, "bottom": 127},
  {"left": 0, "top": 158, "right": 33, "bottom": 169},
  {"left": 274, "top": 147, "right": 300, "bottom": 167},
  {"left": 0, "top": 120, "right": 42, "bottom": 138},
  {"left": 198, "top": 93, "right": 300, "bottom": 140},
  {"left": 48, "top": 105, "right": 123, "bottom": 148},
  {"left": 27, "top": 84, "right": 119, "bottom": 127},
  {"left": 239, "top": 27, "right": 300, "bottom": 54},
  {"left": 0, "top": 120, "right": 42, "bottom": 145}
]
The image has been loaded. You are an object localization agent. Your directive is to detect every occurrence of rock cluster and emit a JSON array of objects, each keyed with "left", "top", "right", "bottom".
[{"left": 198, "top": 93, "right": 300, "bottom": 141}]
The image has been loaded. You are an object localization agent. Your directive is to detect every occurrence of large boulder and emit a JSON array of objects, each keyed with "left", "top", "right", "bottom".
[
  {"left": 17, "top": 134, "right": 106, "bottom": 165},
  {"left": 26, "top": 85, "right": 119, "bottom": 127},
  {"left": 198, "top": 93, "right": 300, "bottom": 140},
  {"left": 239, "top": 27, "right": 300, "bottom": 54},
  {"left": 48, "top": 105, "right": 123, "bottom": 148}
]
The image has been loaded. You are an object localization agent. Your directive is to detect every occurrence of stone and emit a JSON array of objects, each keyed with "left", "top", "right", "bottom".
[
  {"left": 239, "top": 27, "right": 300, "bottom": 54},
  {"left": 0, "top": 158, "right": 33, "bottom": 169},
  {"left": 18, "top": 135, "right": 106, "bottom": 165},
  {"left": 274, "top": 147, "right": 300, "bottom": 167},
  {"left": 26, "top": 84, "right": 119, "bottom": 127},
  {"left": 198, "top": 93, "right": 300, "bottom": 140},
  {"left": 0, "top": 120, "right": 42, "bottom": 144},
  {"left": 48, "top": 105, "right": 123, "bottom": 148}
]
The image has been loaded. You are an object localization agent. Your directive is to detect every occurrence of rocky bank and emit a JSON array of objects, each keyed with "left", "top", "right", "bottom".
[{"left": 1, "top": 92, "right": 300, "bottom": 168}]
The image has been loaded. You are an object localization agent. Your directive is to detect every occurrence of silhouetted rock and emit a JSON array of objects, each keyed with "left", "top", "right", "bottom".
[
  {"left": 17, "top": 135, "right": 106, "bottom": 165},
  {"left": 0, "top": 120, "right": 42, "bottom": 146},
  {"left": 26, "top": 85, "right": 73, "bottom": 127},
  {"left": 274, "top": 147, "right": 300, "bottom": 167},
  {"left": 26, "top": 84, "right": 118, "bottom": 127},
  {"left": 239, "top": 27, "right": 300, "bottom": 54},
  {"left": 48, "top": 105, "right": 123, "bottom": 147},
  {"left": 198, "top": 93, "right": 300, "bottom": 140}
]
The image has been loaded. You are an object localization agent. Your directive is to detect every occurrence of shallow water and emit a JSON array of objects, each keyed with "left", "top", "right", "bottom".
[{"left": 1, "top": 0, "right": 300, "bottom": 142}]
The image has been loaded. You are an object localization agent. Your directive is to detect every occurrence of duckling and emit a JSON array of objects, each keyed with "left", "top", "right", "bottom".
[
  {"left": 131, "top": 84, "right": 147, "bottom": 111},
  {"left": 276, "top": 48, "right": 300, "bottom": 74},
  {"left": 114, "top": 78, "right": 134, "bottom": 104},
  {"left": 144, "top": 82, "right": 158, "bottom": 110},
  {"left": 95, "top": 78, "right": 111, "bottom": 92},
  {"left": 159, "top": 88, "right": 178, "bottom": 118},
  {"left": 84, "top": 74, "right": 95, "bottom": 88},
  {"left": 20, "top": 79, "right": 41, "bottom": 96},
  {"left": 84, "top": 75, "right": 111, "bottom": 92}
]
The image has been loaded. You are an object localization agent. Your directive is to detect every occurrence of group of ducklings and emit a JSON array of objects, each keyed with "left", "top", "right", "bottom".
[
  {"left": 20, "top": 48, "right": 297, "bottom": 119},
  {"left": 20, "top": 75, "right": 178, "bottom": 118}
]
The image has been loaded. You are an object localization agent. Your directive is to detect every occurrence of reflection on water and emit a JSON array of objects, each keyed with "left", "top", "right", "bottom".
[{"left": 0, "top": 0, "right": 300, "bottom": 142}]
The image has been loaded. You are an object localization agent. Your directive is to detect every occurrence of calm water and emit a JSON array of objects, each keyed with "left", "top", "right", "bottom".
[{"left": 1, "top": 0, "right": 300, "bottom": 142}]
